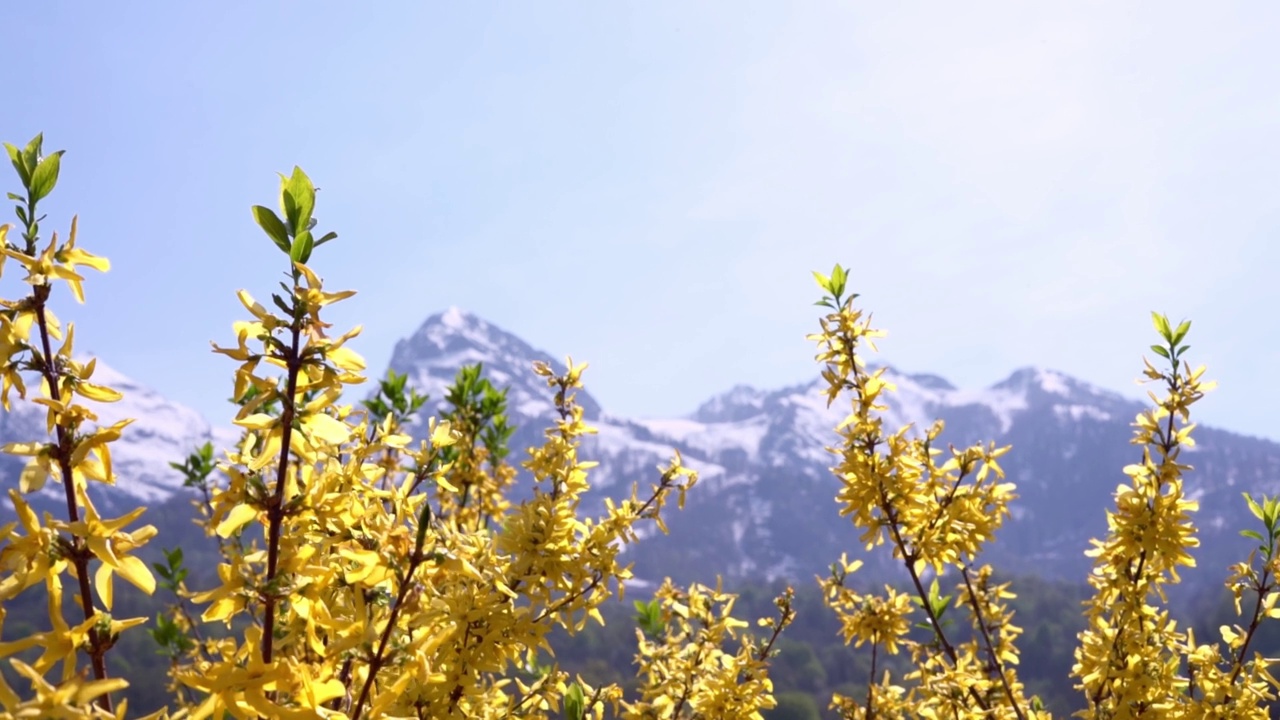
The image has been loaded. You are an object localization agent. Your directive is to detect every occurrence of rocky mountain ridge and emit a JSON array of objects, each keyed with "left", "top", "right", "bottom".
[{"left": 3, "top": 307, "right": 1278, "bottom": 590}]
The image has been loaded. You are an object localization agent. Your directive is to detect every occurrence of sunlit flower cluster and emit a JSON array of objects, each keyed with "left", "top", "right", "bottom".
[
  {"left": 808, "top": 266, "right": 1033, "bottom": 719},
  {"left": 6, "top": 138, "right": 1280, "bottom": 719},
  {"left": 0, "top": 135, "right": 159, "bottom": 718},
  {"left": 808, "top": 265, "right": 1280, "bottom": 719}
]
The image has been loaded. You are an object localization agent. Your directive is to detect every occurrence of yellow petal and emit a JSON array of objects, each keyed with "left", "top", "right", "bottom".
[
  {"left": 325, "top": 345, "right": 366, "bottom": 373},
  {"left": 77, "top": 381, "right": 122, "bottom": 403},
  {"left": 310, "top": 677, "right": 345, "bottom": 706},
  {"left": 18, "top": 460, "right": 49, "bottom": 493},
  {"left": 234, "top": 413, "right": 278, "bottom": 431},
  {"left": 236, "top": 289, "right": 270, "bottom": 320},
  {"left": 338, "top": 547, "right": 381, "bottom": 585},
  {"left": 95, "top": 563, "right": 114, "bottom": 610},
  {"left": 115, "top": 555, "right": 156, "bottom": 595},
  {"left": 2, "top": 441, "right": 42, "bottom": 457},
  {"left": 430, "top": 420, "right": 457, "bottom": 448},
  {"left": 62, "top": 246, "right": 110, "bottom": 273},
  {"left": 248, "top": 432, "right": 283, "bottom": 472},
  {"left": 73, "top": 677, "right": 129, "bottom": 707},
  {"left": 302, "top": 413, "right": 351, "bottom": 445},
  {"left": 216, "top": 504, "right": 259, "bottom": 538}
]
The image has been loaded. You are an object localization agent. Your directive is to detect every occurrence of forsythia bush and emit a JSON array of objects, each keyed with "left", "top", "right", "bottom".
[
  {"left": 0, "top": 134, "right": 1274, "bottom": 719},
  {"left": 0, "top": 136, "right": 793, "bottom": 720}
]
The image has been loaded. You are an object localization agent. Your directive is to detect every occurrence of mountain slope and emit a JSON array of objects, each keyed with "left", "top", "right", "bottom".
[
  {"left": 383, "top": 310, "right": 1280, "bottom": 588},
  {"left": 0, "top": 359, "right": 235, "bottom": 515},
  {"left": 4, "top": 310, "right": 1277, "bottom": 594}
]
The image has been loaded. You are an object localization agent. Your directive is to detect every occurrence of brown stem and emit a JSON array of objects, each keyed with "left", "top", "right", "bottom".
[
  {"left": 445, "top": 623, "right": 477, "bottom": 715},
  {"left": 961, "top": 566, "right": 1027, "bottom": 720},
  {"left": 865, "top": 641, "right": 878, "bottom": 718},
  {"left": 522, "top": 465, "right": 677, "bottom": 622},
  {"left": 170, "top": 592, "right": 216, "bottom": 665},
  {"left": 261, "top": 321, "right": 303, "bottom": 665},
  {"left": 755, "top": 595, "right": 794, "bottom": 663},
  {"left": 33, "top": 286, "right": 113, "bottom": 713},
  {"left": 668, "top": 640, "right": 705, "bottom": 719},
  {"left": 325, "top": 657, "right": 354, "bottom": 712},
  {"left": 532, "top": 573, "right": 606, "bottom": 626},
  {"left": 844, "top": 351, "right": 990, "bottom": 714},
  {"left": 350, "top": 548, "right": 428, "bottom": 720},
  {"left": 1227, "top": 568, "right": 1272, "bottom": 687},
  {"left": 1090, "top": 369, "right": 1181, "bottom": 709},
  {"left": 882, "top": 500, "right": 989, "bottom": 712}
]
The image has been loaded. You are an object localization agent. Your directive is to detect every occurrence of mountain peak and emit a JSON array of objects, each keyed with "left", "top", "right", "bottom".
[
  {"left": 990, "top": 366, "right": 1120, "bottom": 401},
  {"left": 390, "top": 309, "right": 602, "bottom": 419},
  {"left": 437, "top": 305, "right": 479, "bottom": 329},
  {"left": 691, "top": 384, "right": 771, "bottom": 423},
  {"left": 411, "top": 307, "right": 496, "bottom": 348}
]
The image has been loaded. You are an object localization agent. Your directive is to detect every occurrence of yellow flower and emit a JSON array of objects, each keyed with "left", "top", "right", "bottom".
[
  {"left": 67, "top": 486, "right": 156, "bottom": 609},
  {"left": 2, "top": 440, "right": 56, "bottom": 493}
]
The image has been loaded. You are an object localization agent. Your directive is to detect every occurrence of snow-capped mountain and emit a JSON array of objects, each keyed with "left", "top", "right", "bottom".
[
  {"left": 0, "top": 359, "right": 236, "bottom": 514},
  {"left": 387, "top": 306, "right": 602, "bottom": 422},
  {"left": 384, "top": 308, "right": 733, "bottom": 504},
  {"left": 374, "top": 308, "right": 1280, "bottom": 587},
  {"left": 5, "top": 309, "right": 1279, "bottom": 593}
]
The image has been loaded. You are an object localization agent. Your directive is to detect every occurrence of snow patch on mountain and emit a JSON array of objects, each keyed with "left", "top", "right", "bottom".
[
  {"left": 386, "top": 307, "right": 599, "bottom": 422},
  {"left": 692, "top": 385, "right": 771, "bottom": 423},
  {"left": 636, "top": 416, "right": 772, "bottom": 462},
  {"left": 9, "top": 307, "right": 1276, "bottom": 591},
  {"left": 1054, "top": 405, "right": 1113, "bottom": 423},
  {"left": 0, "top": 358, "right": 232, "bottom": 504}
]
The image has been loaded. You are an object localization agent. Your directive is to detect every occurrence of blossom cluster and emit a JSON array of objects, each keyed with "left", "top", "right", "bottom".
[
  {"left": 0, "top": 141, "right": 793, "bottom": 720},
  {"left": 2, "top": 136, "right": 1277, "bottom": 719}
]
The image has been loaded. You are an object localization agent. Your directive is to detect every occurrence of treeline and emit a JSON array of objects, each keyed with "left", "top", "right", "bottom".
[
  {"left": 548, "top": 575, "right": 1280, "bottom": 719},
  {"left": 2, "top": 485, "right": 1272, "bottom": 718}
]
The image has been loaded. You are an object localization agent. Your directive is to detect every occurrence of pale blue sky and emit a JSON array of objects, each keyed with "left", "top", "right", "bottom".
[{"left": 6, "top": 3, "right": 1279, "bottom": 440}]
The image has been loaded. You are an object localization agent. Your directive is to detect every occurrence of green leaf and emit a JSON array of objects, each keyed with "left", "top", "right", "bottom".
[
  {"left": 1241, "top": 529, "right": 1266, "bottom": 543},
  {"left": 1171, "top": 319, "right": 1191, "bottom": 346},
  {"left": 1244, "top": 492, "right": 1264, "bottom": 522},
  {"left": 271, "top": 293, "right": 294, "bottom": 316},
  {"left": 278, "top": 172, "right": 294, "bottom": 226},
  {"left": 283, "top": 166, "right": 315, "bottom": 235},
  {"left": 2, "top": 143, "right": 26, "bottom": 186},
  {"left": 5, "top": 192, "right": 23, "bottom": 202},
  {"left": 314, "top": 230, "right": 338, "bottom": 247},
  {"left": 634, "top": 599, "right": 663, "bottom": 637},
  {"left": 1151, "top": 312, "right": 1172, "bottom": 342},
  {"left": 21, "top": 134, "right": 42, "bottom": 164},
  {"left": 563, "top": 682, "right": 585, "bottom": 720},
  {"left": 1150, "top": 345, "right": 1169, "bottom": 359},
  {"left": 812, "top": 270, "right": 831, "bottom": 293},
  {"left": 28, "top": 150, "right": 63, "bottom": 202},
  {"left": 413, "top": 500, "right": 434, "bottom": 559},
  {"left": 814, "top": 299, "right": 834, "bottom": 308},
  {"left": 18, "top": 134, "right": 42, "bottom": 184},
  {"left": 252, "top": 205, "right": 291, "bottom": 253},
  {"left": 289, "top": 230, "right": 314, "bottom": 264},
  {"left": 830, "top": 263, "right": 847, "bottom": 298}
]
